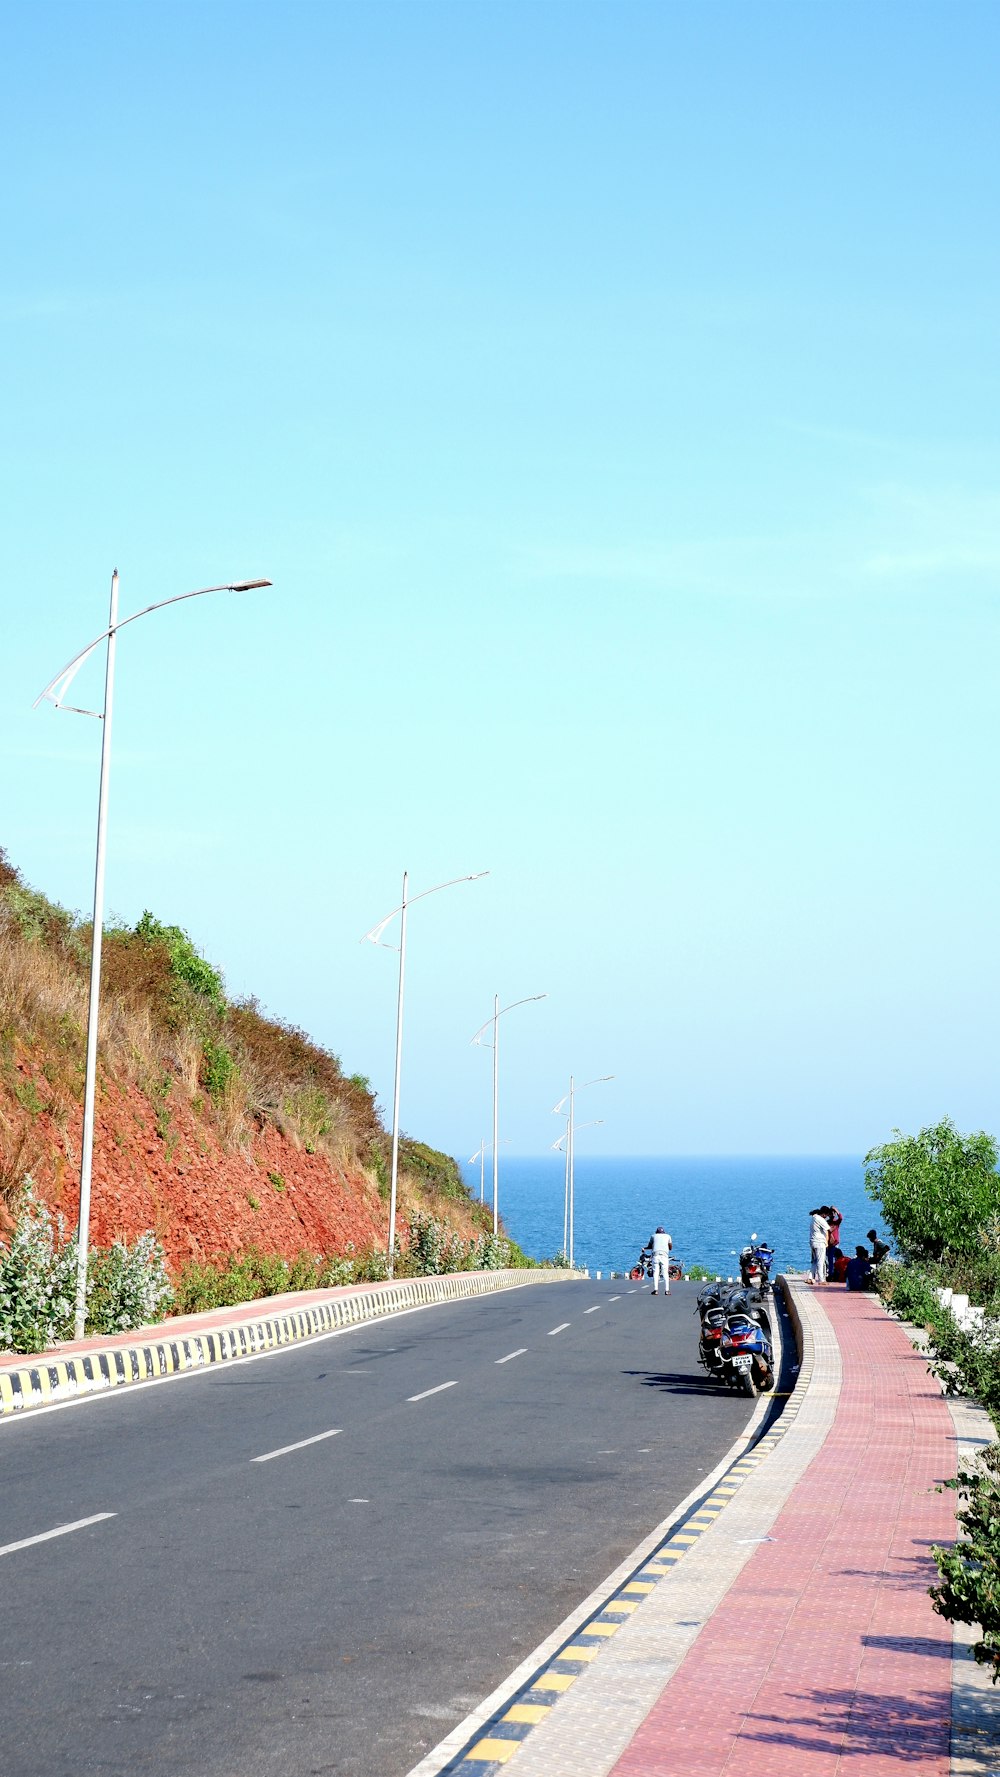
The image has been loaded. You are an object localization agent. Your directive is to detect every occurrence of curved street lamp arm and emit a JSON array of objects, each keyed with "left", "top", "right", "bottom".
[
  {"left": 553, "top": 1073, "right": 613, "bottom": 1115},
  {"left": 470, "top": 992, "right": 547, "bottom": 1047},
  {"left": 362, "top": 871, "right": 489, "bottom": 948},
  {"left": 33, "top": 579, "right": 272, "bottom": 710}
]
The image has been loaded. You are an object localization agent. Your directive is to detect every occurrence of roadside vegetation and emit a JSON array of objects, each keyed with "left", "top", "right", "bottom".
[
  {"left": 866, "top": 1117, "right": 1000, "bottom": 1680},
  {"left": 0, "top": 848, "right": 538, "bottom": 1348}
]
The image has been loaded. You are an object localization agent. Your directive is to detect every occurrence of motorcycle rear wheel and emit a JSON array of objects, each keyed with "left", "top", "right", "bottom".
[{"left": 738, "top": 1371, "right": 756, "bottom": 1397}]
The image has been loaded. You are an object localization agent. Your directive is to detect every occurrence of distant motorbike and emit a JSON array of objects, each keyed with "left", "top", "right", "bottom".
[
  {"left": 739, "top": 1238, "right": 775, "bottom": 1300},
  {"left": 629, "top": 1252, "right": 684, "bottom": 1282}
]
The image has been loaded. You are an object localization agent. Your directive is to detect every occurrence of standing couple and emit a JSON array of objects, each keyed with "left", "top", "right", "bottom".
[{"left": 807, "top": 1204, "right": 842, "bottom": 1284}]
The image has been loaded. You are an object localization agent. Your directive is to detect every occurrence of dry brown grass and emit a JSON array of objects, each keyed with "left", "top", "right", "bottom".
[{"left": 0, "top": 849, "right": 436, "bottom": 1197}]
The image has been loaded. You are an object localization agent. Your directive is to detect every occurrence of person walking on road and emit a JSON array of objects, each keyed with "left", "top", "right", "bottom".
[
  {"left": 808, "top": 1207, "right": 830, "bottom": 1285},
  {"left": 643, "top": 1226, "right": 673, "bottom": 1296}
]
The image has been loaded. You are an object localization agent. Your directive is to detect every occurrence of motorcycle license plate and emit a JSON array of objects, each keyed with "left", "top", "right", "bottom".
[{"left": 733, "top": 1355, "right": 753, "bottom": 1370}]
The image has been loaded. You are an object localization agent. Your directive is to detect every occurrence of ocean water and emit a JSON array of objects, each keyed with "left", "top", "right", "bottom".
[{"left": 462, "top": 1155, "right": 876, "bottom": 1277}]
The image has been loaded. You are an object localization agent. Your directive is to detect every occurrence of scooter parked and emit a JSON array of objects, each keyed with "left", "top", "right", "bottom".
[
  {"left": 739, "top": 1237, "right": 775, "bottom": 1300},
  {"left": 719, "top": 1310, "right": 775, "bottom": 1397}
]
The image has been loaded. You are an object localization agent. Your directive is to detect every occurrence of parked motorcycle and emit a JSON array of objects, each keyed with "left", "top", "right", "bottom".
[
  {"left": 695, "top": 1282, "right": 774, "bottom": 1396},
  {"left": 739, "top": 1237, "right": 775, "bottom": 1300},
  {"left": 719, "top": 1310, "right": 775, "bottom": 1396}
]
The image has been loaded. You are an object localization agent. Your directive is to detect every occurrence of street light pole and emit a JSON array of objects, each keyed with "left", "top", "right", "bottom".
[
  {"left": 35, "top": 571, "right": 272, "bottom": 1340},
  {"left": 471, "top": 993, "right": 547, "bottom": 1237},
  {"left": 75, "top": 569, "right": 118, "bottom": 1341},
  {"left": 387, "top": 869, "right": 409, "bottom": 1279},
  {"left": 364, "top": 870, "right": 488, "bottom": 1275},
  {"left": 552, "top": 1074, "right": 613, "bottom": 1272},
  {"left": 551, "top": 1119, "right": 603, "bottom": 1267},
  {"left": 492, "top": 995, "right": 500, "bottom": 1235}
]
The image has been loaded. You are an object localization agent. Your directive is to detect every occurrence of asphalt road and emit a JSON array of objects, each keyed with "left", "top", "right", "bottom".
[{"left": 0, "top": 1278, "right": 759, "bottom": 1777}]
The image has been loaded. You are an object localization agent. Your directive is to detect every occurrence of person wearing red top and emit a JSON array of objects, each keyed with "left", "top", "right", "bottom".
[{"left": 825, "top": 1204, "right": 843, "bottom": 1280}]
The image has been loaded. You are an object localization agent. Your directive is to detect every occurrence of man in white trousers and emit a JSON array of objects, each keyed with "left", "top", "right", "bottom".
[{"left": 643, "top": 1225, "right": 673, "bottom": 1296}]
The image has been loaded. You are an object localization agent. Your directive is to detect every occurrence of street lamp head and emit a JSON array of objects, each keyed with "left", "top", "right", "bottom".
[{"left": 228, "top": 579, "right": 272, "bottom": 591}]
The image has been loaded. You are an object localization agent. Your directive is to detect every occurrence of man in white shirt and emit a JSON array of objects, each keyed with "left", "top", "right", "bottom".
[{"left": 643, "top": 1226, "right": 673, "bottom": 1296}]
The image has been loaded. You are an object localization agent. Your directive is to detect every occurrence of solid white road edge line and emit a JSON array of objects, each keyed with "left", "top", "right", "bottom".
[
  {"left": 495, "top": 1349, "right": 528, "bottom": 1364},
  {"left": 548, "top": 1323, "right": 570, "bottom": 1336},
  {"left": 408, "top": 1381, "right": 458, "bottom": 1403},
  {"left": 405, "top": 1296, "right": 786, "bottom": 1777},
  {"left": 0, "top": 1512, "right": 117, "bottom": 1558},
  {"left": 251, "top": 1429, "right": 342, "bottom": 1463}
]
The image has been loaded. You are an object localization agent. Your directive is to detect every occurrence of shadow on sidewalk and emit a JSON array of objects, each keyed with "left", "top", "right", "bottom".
[{"left": 740, "top": 1682, "right": 950, "bottom": 1761}]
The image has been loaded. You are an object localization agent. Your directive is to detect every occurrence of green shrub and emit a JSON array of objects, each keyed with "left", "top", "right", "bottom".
[
  {"left": 0, "top": 1183, "right": 76, "bottom": 1352},
  {"left": 931, "top": 1443, "right": 1000, "bottom": 1682},
  {"left": 202, "top": 1039, "right": 236, "bottom": 1101},
  {"left": 865, "top": 1119, "right": 1000, "bottom": 1261},
  {"left": 876, "top": 1261, "right": 947, "bottom": 1331},
  {"left": 134, "top": 911, "right": 225, "bottom": 1010},
  {"left": 0, "top": 1184, "right": 172, "bottom": 1350},
  {"left": 400, "top": 1139, "right": 470, "bottom": 1202},
  {"left": 86, "top": 1233, "right": 173, "bottom": 1333}
]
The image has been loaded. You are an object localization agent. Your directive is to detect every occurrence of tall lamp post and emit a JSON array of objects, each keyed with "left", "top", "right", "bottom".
[
  {"left": 34, "top": 569, "right": 272, "bottom": 1339},
  {"left": 471, "top": 994, "right": 547, "bottom": 1235},
  {"left": 468, "top": 1137, "right": 510, "bottom": 1205},
  {"left": 552, "top": 1074, "right": 613, "bottom": 1267},
  {"left": 363, "top": 870, "right": 488, "bottom": 1275},
  {"left": 551, "top": 1120, "right": 603, "bottom": 1264}
]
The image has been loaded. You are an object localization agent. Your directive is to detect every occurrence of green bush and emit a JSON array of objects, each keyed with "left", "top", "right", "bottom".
[
  {"left": 932, "top": 1443, "right": 1000, "bottom": 1682},
  {"left": 201, "top": 1039, "right": 236, "bottom": 1101},
  {"left": 0, "top": 1183, "right": 76, "bottom": 1352},
  {"left": 134, "top": 911, "right": 225, "bottom": 1010},
  {"left": 86, "top": 1233, "right": 173, "bottom": 1333},
  {"left": 865, "top": 1119, "right": 1000, "bottom": 1261},
  {"left": 876, "top": 1261, "right": 947, "bottom": 1331},
  {"left": 0, "top": 1184, "right": 172, "bottom": 1350}
]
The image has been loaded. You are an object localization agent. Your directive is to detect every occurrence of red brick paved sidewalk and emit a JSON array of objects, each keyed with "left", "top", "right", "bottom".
[{"left": 610, "top": 1289, "right": 957, "bottom": 1777}]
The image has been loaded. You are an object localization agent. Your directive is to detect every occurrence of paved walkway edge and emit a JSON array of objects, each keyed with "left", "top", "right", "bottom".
[
  {"left": 0, "top": 1267, "right": 581, "bottom": 1417},
  {"left": 408, "top": 1279, "right": 837, "bottom": 1777}
]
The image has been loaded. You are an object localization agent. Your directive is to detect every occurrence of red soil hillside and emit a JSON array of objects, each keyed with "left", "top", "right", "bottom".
[
  {"left": 0, "top": 849, "right": 486, "bottom": 1276},
  {"left": 5, "top": 1052, "right": 391, "bottom": 1270}
]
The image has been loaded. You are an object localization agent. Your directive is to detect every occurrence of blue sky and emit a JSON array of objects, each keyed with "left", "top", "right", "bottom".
[{"left": 2, "top": 1, "right": 998, "bottom": 1157}]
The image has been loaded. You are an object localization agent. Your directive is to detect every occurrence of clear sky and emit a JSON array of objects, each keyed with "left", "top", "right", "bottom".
[{"left": 2, "top": 2, "right": 998, "bottom": 1158}]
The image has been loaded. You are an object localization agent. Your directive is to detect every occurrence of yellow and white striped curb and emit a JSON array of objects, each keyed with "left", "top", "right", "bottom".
[{"left": 0, "top": 1267, "right": 581, "bottom": 1417}]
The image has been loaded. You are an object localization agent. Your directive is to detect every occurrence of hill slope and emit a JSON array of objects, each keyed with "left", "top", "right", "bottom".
[{"left": 0, "top": 849, "right": 486, "bottom": 1275}]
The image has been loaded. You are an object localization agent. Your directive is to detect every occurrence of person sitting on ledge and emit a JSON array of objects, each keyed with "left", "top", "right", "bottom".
[
  {"left": 830, "top": 1248, "right": 850, "bottom": 1284},
  {"left": 845, "top": 1245, "right": 875, "bottom": 1291},
  {"left": 867, "top": 1228, "right": 891, "bottom": 1265}
]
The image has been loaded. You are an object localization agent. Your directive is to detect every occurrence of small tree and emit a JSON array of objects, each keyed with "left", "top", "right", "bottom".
[
  {"left": 931, "top": 1444, "right": 1000, "bottom": 1682},
  {"left": 865, "top": 1118, "right": 1000, "bottom": 1261}
]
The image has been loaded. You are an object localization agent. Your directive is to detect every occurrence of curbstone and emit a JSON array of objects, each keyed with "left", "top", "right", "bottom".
[{"left": 0, "top": 1267, "right": 583, "bottom": 1418}]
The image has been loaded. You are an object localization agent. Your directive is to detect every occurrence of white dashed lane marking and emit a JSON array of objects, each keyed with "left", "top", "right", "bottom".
[
  {"left": 252, "top": 1429, "right": 342, "bottom": 1463},
  {"left": 0, "top": 1513, "right": 117, "bottom": 1558},
  {"left": 408, "top": 1381, "right": 458, "bottom": 1403},
  {"left": 495, "top": 1349, "right": 528, "bottom": 1364},
  {"left": 609, "top": 1294, "right": 622, "bottom": 1302},
  {"left": 548, "top": 1323, "right": 571, "bottom": 1336},
  {"left": 583, "top": 1306, "right": 600, "bottom": 1315}
]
